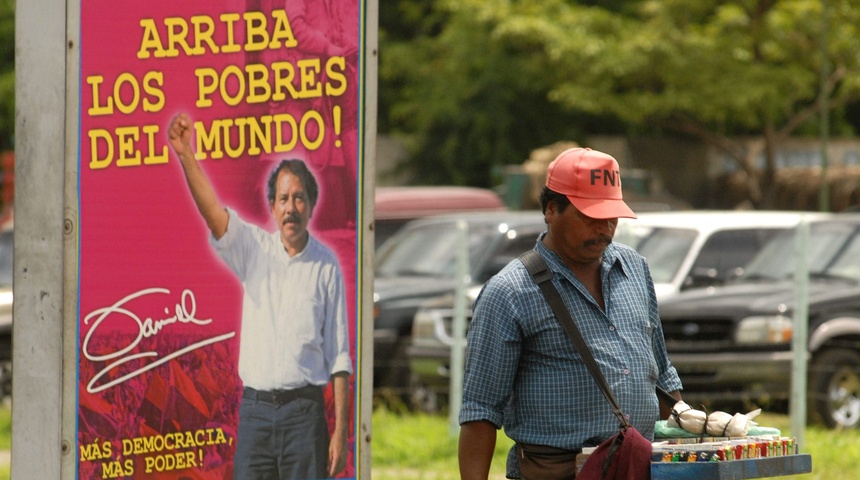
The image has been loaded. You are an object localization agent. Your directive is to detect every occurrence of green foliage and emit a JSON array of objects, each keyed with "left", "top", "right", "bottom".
[
  {"left": 379, "top": 0, "right": 860, "bottom": 189},
  {"left": 0, "top": 0, "right": 13, "bottom": 151},
  {"left": 379, "top": 0, "right": 597, "bottom": 187},
  {"left": 490, "top": 0, "right": 857, "bottom": 135}
]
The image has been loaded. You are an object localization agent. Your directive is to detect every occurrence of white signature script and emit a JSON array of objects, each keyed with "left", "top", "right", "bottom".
[{"left": 83, "top": 287, "right": 236, "bottom": 394}]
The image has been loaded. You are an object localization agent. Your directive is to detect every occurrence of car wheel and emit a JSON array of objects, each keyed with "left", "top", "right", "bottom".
[{"left": 810, "top": 348, "right": 860, "bottom": 429}]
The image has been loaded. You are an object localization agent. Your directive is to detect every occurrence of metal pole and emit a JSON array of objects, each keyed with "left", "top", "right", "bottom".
[
  {"left": 818, "top": 0, "right": 830, "bottom": 212},
  {"left": 361, "top": 0, "right": 380, "bottom": 475},
  {"left": 449, "top": 220, "right": 469, "bottom": 436},
  {"left": 790, "top": 219, "right": 809, "bottom": 449},
  {"left": 13, "top": 0, "right": 68, "bottom": 478}
]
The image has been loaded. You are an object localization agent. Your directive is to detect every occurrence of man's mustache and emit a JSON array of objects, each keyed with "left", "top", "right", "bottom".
[
  {"left": 583, "top": 235, "right": 613, "bottom": 248},
  {"left": 282, "top": 213, "right": 301, "bottom": 225}
]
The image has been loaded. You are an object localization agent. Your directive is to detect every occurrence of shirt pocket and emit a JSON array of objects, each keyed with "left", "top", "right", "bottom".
[
  {"left": 621, "top": 306, "right": 659, "bottom": 382},
  {"left": 285, "top": 294, "right": 325, "bottom": 344}
]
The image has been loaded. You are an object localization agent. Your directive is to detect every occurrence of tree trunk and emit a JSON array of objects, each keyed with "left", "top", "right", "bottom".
[{"left": 761, "top": 124, "right": 779, "bottom": 208}]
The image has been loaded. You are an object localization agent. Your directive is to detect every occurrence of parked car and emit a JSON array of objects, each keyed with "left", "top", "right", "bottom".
[
  {"left": 661, "top": 214, "right": 860, "bottom": 428},
  {"left": 373, "top": 210, "right": 546, "bottom": 400},
  {"left": 658, "top": 214, "right": 860, "bottom": 428},
  {"left": 374, "top": 186, "right": 506, "bottom": 250},
  {"left": 407, "top": 210, "right": 826, "bottom": 411}
]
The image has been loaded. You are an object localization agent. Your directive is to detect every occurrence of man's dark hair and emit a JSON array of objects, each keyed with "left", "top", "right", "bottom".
[
  {"left": 539, "top": 185, "right": 570, "bottom": 214},
  {"left": 267, "top": 159, "right": 319, "bottom": 208}
]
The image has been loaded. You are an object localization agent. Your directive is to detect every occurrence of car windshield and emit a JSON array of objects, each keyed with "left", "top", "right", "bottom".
[
  {"left": 375, "top": 221, "right": 498, "bottom": 279},
  {"left": 741, "top": 222, "right": 860, "bottom": 282},
  {"left": 0, "top": 230, "right": 11, "bottom": 287},
  {"left": 631, "top": 227, "right": 697, "bottom": 284}
]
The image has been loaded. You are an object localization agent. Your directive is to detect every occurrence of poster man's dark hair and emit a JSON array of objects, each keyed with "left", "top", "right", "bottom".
[{"left": 267, "top": 159, "right": 319, "bottom": 208}]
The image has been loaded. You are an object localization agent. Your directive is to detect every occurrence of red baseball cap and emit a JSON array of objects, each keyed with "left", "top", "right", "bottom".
[{"left": 545, "top": 147, "right": 636, "bottom": 219}]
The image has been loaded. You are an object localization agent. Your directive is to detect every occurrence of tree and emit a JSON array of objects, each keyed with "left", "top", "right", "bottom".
[
  {"left": 0, "top": 0, "right": 15, "bottom": 151},
  {"left": 0, "top": 0, "right": 13, "bottom": 151},
  {"left": 481, "top": 0, "right": 860, "bottom": 207},
  {"left": 378, "top": 0, "right": 609, "bottom": 187},
  {"left": 379, "top": 0, "right": 860, "bottom": 207}
]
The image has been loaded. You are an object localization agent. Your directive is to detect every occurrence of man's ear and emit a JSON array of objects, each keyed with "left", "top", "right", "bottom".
[{"left": 544, "top": 199, "right": 558, "bottom": 221}]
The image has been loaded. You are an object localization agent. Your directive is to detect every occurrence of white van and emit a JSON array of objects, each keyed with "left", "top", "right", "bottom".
[{"left": 615, "top": 210, "right": 830, "bottom": 301}]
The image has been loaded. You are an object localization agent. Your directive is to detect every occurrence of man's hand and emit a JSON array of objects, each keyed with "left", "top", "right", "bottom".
[
  {"left": 168, "top": 113, "right": 193, "bottom": 158},
  {"left": 327, "top": 372, "right": 349, "bottom": 477},
  {"left": 459, "top": 421, "right": 497, "bottom": 480},
  {"left": 327, "top": 427, "right": 347, "bottom": 477},
  {"left": 167, "top": 112, "right": 229, "bottom": 238}
]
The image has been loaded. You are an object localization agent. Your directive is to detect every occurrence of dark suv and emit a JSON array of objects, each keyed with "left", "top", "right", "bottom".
[
  {"left": 658, "top": 215, "right": 860, "bottom": 428},
  {"left": 373, "top": 211, "right": 546, "bottom": 399}
]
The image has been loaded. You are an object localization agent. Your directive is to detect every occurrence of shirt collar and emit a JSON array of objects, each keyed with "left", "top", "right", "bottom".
[{"left": 277, "top": 232, "right": 315, "bottom": 259}]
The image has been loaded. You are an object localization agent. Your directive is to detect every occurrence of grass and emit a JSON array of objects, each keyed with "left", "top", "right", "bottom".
[
  {"left": 0, "top": 407, "right": 8, "bottom": 450},
  {"left": 0, "top": 405, "right": 8, "bottom": 480},
  {"left": 371, "top": 408, "right": 860, "bottom": 480},
  {"left": 371, "top": 408, "right": 514, "bottom": 479},
  {"left": 0, "top": 404, "right": 857, "bottom": 480}
]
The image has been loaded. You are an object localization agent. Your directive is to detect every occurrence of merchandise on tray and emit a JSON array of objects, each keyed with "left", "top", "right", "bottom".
[
  {"left": 666, "top": 401, "right": 762, "bottom": 437},
  {"left": 649, "top": 436, "right": 798, "bottom": 463}
]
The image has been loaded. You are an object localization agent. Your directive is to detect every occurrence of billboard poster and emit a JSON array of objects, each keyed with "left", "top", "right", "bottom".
[{"left": 76, "top": 1, "right": 366, "bottom": 479}]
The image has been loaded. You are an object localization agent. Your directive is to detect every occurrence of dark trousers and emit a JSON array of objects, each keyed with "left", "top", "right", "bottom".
[{"left": 234, "top": 386, "right": 329, "bottom": 480}]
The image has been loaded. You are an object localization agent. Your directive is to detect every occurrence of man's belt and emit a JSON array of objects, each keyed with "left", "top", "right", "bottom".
[{"left": 243, "top": 385, "right": 323, "bottom": 406}]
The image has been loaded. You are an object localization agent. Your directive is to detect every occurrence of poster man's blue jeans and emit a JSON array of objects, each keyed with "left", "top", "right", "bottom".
[{"left": 234, "top": 386, "right": 329, "bottom": 479}]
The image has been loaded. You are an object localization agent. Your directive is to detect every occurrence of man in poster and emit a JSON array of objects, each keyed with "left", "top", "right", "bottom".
[{"left": 167, "top": 112, "right": 353, "bottom": 479}]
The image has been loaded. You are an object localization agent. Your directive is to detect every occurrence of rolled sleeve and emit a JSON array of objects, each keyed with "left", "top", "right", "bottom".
[
  {"left": 643, "top": 262, "right": 683, "bottom": 393},
  {"left": 325, "top": 266, "right": 354, "bottom": 376},
  {"left": 459, "top": 275, "right": 522, "bottom": 428}
]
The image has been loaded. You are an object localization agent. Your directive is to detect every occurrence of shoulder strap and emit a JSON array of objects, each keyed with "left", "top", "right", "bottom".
[{"left": 519, "top": 249, "right": 629, "bottom": 428}]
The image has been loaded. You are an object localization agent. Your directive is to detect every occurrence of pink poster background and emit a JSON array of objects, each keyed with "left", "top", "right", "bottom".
[{"left": 77, "top": 1, "right": 362, "bottom": 478}]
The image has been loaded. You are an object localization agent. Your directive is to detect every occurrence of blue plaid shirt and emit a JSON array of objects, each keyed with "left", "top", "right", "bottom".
[{"left": 459, "top": 233, "right": 682, "bottom": 477}]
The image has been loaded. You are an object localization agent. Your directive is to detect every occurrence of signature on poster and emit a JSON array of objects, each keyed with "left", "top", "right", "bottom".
[{"left": 82, "top": 287, "right": 235, "bottom": 394}]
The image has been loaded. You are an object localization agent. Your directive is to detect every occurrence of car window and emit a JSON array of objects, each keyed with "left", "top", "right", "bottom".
[
  {"left": 613, "top": 223, "right": 650, "bottom": 249},
  {"left": 474, "top": 231, "right": 540, "bottom": 284},
  {"left": 822, "top": 228, "right": 860, "bottom": 280},
  {"left": 686, "top": 229, "right": 782, "bottom": 286},
  {"left": 375, "top": 222, "right": 497, "bottom": 279},
  {"left": 634, "top": 227, "right": 697, "bottom": 284},
  {"left": 375, "top": 219, "right": 411, "bottom": 251},
  {"left": 742, "top": 222, "right": 860, "bottom": 281}
]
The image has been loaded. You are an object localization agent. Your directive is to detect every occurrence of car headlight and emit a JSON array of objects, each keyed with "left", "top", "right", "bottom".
[{"left": 735, "top": 315, "right": 793, "bottom": 345}]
